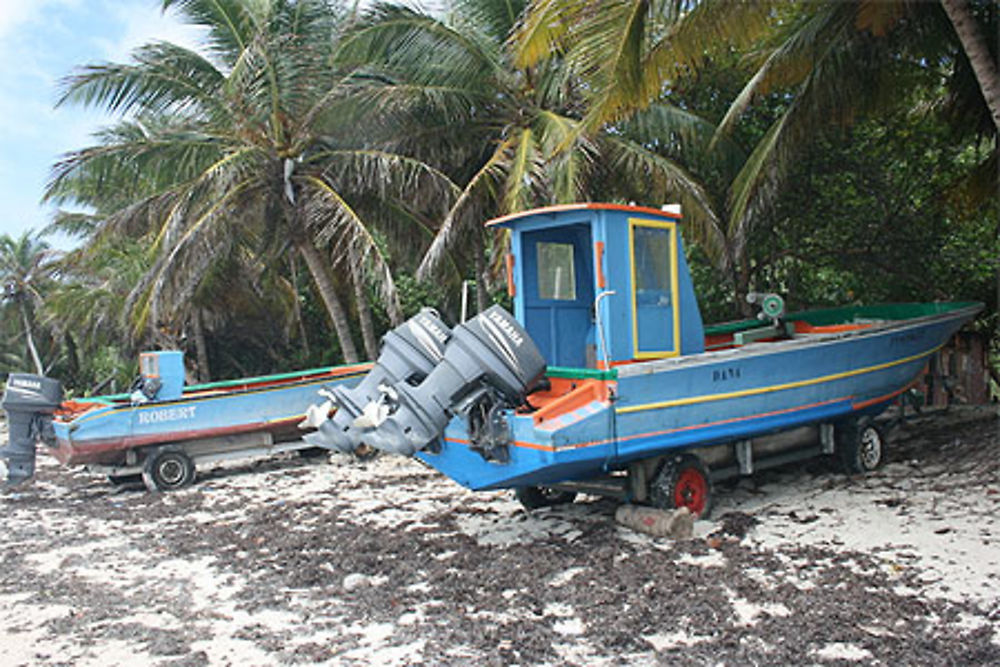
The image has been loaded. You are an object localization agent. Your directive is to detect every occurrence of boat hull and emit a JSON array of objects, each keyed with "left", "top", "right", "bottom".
[
  {"left": 51, "top": 365, "right": 369, "bottom": 466},
  {"left": 418, "top": 304, "right": 979, "bottom": 490}
]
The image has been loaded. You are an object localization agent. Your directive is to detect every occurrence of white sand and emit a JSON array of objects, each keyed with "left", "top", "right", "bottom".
[{"left": 2, "top": 409, "right": 998, "bottom": 664}]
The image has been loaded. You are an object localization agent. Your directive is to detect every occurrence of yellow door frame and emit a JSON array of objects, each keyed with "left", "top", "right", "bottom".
[{"left": 628, "top": 217, "right": 681, "bottom": 359}]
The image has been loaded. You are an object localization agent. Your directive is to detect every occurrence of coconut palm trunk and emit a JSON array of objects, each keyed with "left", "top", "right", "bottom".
[
  {"left": 20, "top": 302, "right": 44, "bottom": 375},
  {"left": 348, "top": 246, "right": 379, "bottom": 360},
  {"left": 296, "top": 238, "right": 359, "bottom": 364},
  {"left": 938, "top": 0, "right": 1000, "bottom": 338},
  {"left": 940, "top": 0, "right": 1000, "bottom": 133},
  {"left": 192, "top": 309, "right": 211, "bottom": 382},
  {"left": 289, "top": 255, "right": 312, "bottom": 359},
  {"left": 474, "top": 238, "right": 488, "bottom": 313}
]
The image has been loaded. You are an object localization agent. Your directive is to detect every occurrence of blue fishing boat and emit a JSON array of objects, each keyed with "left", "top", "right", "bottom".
[
  {"left": 306, "top": 203, "right": 981, "bottom": 516},
  {"left": 1, "top": 351, "right": 370, "bottom": 491}
]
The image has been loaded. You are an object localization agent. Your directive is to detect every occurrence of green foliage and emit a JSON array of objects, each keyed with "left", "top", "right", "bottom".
[
  {"left": 76, "top": 346, "right": 135, "bottom": 397},
  {"left": 396, "top": 273, "right": 452, "bottom": 320},
  {"left": 685, "top": 242, "right": 737, "bottom": 324},
  {"left": 753, "top": 109, "right": 997, "bottom": 314},
  {"left": 23, "top": 0, "right": 998, "bottom": 393}
]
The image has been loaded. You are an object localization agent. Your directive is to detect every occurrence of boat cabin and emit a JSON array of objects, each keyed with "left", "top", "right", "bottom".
[{"left": 490, "top": 204, "right": 705, "bottom": 370}]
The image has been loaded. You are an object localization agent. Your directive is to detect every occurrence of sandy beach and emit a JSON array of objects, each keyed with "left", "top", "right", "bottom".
[{"left": 1, "top": 407, "right": 997, "bottom": 665}]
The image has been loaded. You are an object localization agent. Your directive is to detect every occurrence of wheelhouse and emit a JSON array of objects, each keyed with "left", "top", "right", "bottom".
[{"left": 490, "top": 203, "right": 706, "bottom": 370}]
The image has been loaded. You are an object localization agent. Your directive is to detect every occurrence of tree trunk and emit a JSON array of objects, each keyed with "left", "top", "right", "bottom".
[
  {"left": 64, "top": 332, "right": 80, "bottom": 386},
  {"left": 192, "top": 309, "right": 211, "bottom": 382},
  {"left": 289, "top": 255, "right": 311, "bottom": 359},
  {"left": 940, "top": 0, "right": 1000, "bottom": 132},
  {"left": 474, "top": 238, "right": 489, "bottom": 313},
  {"left": 733, "top": 262, "right": 753, "bottom": 319},
  {"left": 297, "top": 239, "right": 360, "bottom": 364},
  {"left": 721, "top": 238, "right": 753, "bottom": 318},
  {"left": 20, "top": 302, "right": 44, "bottom": 375},
  {"left": 941, "top": 0, "right": 1000, "bottom": 343},
  {"left": 349, "top": 246, "right": 379, "bottom": 360}
]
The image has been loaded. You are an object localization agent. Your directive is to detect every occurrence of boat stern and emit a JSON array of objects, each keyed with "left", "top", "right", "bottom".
[{"left": 418, "top": 371, "right": 621, "bottom": 490}]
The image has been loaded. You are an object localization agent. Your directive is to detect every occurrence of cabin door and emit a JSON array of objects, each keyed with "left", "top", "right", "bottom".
[
  {"left": 630, "top": 219, "right": 680, "bottom": 358},
  {"left": 523, "top": 224, "right": 594, "bottom": 368}
]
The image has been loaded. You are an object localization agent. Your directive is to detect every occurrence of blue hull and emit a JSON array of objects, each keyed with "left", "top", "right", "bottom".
[
  {"left": 52, "top": 365, "right": 368, "bottom": 466},
  {"left": 418, "top": 305, "right": 978, "bottom": 490}
]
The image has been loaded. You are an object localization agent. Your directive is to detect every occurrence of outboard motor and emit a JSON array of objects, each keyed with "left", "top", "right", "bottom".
[
  {"left": 304, "top": 308, "right": 453, "bottom": 452},
  {"left": 359, "top": 305, "right": 546, "bottom": 457},
  {"left": 1, "top": 374, "right": 63, "bottom": 485}
]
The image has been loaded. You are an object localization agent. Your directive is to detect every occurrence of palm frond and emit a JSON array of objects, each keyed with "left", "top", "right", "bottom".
[
  {"left": 57, "top": 41, "right": 225, "bottom": 116},
  {"left": 337, "top": 5, "right": 505, "bottom": 94},
  {"left": 302, "top": 174, "right": 404, "bottom": 322},
  {"left": 512, "top": 0, "right": 575, "bottom": 67},
  {"left": 601, "top": 133, "right": 727, "bottom": 262},
  {"left": 416, "top": 137, "right": 515, "bottom": 280},
  {"left": 162, "top": 0, "right": 263, "bottom": 63}
]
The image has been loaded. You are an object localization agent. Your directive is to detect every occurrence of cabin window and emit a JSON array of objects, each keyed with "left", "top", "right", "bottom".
[
  {"left": 536, "top": 242, "right": 576, "bottom": 300},
  {"left": 633, "top": 226, "right": 672, "bottom": 301},
  {"left": 140, "top": 353, "right": 159, "bottom": 378}
]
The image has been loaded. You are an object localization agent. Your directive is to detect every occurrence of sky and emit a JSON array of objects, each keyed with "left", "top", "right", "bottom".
[{"left": 0, "top": 0, "right": 203, "bottom": 244}]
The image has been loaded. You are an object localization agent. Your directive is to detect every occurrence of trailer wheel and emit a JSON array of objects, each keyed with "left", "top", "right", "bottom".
[
  {"left": 515, "top": 486, "right": 578, "bottom": 510},
  {"left": 650, "top": 454, "right": 713, "bottom": 518},
  {"left": 142, "top": 448, "right": 196, "bottom": 492},
  {"left": 837, "top": 418, "right": 884, "bottom": 474}
]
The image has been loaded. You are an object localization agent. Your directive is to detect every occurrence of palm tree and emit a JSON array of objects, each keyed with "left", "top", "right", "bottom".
[
  {"left": 47, "top": 0, "right": 452, "bottom": 364},
  {"left": 940, "top": 0, "right": 1000, "bottom": 132},
  {"left": 516, "top": 0, "right": 997, "bottom": 311},
  {"left": 0, "top": 232, "right": 56, "bottom": 375},
  {"left": 337, "top": 0, "right": 714, "bottom": 309}
]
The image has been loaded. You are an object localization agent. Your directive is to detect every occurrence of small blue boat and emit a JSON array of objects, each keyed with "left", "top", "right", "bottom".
[
  {"left": 307, "top": 203, "right": 981, "bottom": 516},
  {"left": 1, "top": 351, "right": 369, "bottom": 490}
]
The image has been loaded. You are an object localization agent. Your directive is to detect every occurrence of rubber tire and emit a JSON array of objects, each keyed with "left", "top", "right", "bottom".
[
  {"left": 650, "top": 454, "right": 714, "bottom": 519},
  {"left": 515, "top": 486, "right": 578, "bottom": 510},
  {"left": 142, "top": 448, "right": 196, "bottom": 492},
  {"left": 837, "top": 418, "right": 884, "bottom": 474}
]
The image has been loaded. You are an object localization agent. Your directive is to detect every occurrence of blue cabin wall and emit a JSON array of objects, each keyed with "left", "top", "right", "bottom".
[
  {"left": 598, "top": 210, "right": 704, "bottom": 364},
  {"left": 676, "top": 236, "right": 706, "bottom": 355},
  {"left": 140, "top": 350, "right": 185, "bottom": 400}
]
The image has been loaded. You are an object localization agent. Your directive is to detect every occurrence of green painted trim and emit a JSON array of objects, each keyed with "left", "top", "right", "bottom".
[
  {"left": 90, "top": 362, "right": 369, "bottom": 402},
  {"left": 704, "top": 302, "right": 982, "bottom": 336},
  {"left": 546, "top": 366, "right": 618, "bottom": 380},
  {"left": 183, "top": 365, "right": 352, "bottom": 391}
]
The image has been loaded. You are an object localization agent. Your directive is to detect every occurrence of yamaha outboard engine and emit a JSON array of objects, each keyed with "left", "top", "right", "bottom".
[
  {"left": 304, "top": 308, "right": 453, "bottom": 452},
  {"left": 1, "top": 374, "right": 63, "bottom": 485},
  {"left": 359, "top": 305, "right": 546, "bottom": 457}
]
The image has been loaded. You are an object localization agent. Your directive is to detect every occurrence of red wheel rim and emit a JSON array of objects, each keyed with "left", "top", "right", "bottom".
[{"left": 674, "top": 468, "right": 708, "bottom": 516}]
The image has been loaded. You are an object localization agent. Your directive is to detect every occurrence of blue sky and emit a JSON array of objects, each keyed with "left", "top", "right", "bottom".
[{"left": 0, "top": 0, "right": 202, "bottom": 243}]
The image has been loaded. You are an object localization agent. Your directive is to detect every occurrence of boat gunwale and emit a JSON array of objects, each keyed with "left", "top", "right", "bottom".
[
  {"left": 59, "top": 364, "right": 372, "bottom": 425},
  {"left": 615, "top": 302, "right": 983, "bottom": 379}
]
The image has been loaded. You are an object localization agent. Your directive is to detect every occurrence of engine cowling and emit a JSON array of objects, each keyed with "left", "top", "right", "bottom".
[
  {"left": 304, "top": 308, "right": 452, "bottom": 452},
  {"left": 358, "top": 305, "right": 546, "bottom": 456},
  {"left": 1, "top": 374, "right": 63, "bottom": 485}
]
